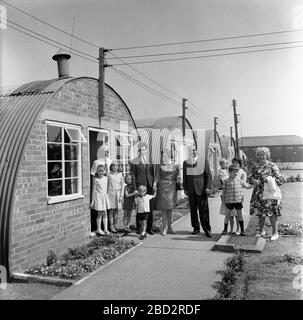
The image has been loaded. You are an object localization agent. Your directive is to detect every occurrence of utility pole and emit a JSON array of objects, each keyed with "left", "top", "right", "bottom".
[
  {"left": 182, "top": 98, "right": 187, "bottom": 140},
  {"left": 214, "top": 117, "right": 218, "bottom": 143},
  {"left": 230, "top": 126, "right": 233, "bottom": 146},
  {"left": 232, "top": 99, "right": 239, "bottom": 157},
  {"left": 99, "top": 48, "right": 111, "bottom": 122}
]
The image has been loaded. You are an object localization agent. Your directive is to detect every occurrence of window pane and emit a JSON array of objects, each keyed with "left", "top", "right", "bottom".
[
  {"left": 65, "top": 144, "right": 78, "bottom": 160},
  {"left": 47, "top": 126, "right": 61, "bottom": 142},
  {"left": 48, "top": 180, "right": 62, "bottom": 196},
  {"left": 48, "top": 162, "right": 62, "bottom": 179},
  {"left": 65, "top": 127, "right": 79, "bottom": 141},
  {"left": 47, "top": 144, "right": 62, "bottom": 160},
  {"left": 65, "top": 178, "right": 78, "bottom": 195},
  {"left": 65, "top": 162, "right": 78, "bottom": 178},
  {"left": 64, "top": 130, "right": 71, "bottom": 143}
]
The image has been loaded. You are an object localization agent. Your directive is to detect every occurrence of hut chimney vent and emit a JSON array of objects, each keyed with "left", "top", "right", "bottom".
[{"left": 52, "top": 49, "right": 71, "bottom": 78}]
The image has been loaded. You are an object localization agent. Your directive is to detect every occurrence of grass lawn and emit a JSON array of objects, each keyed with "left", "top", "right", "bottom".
[{"left": 217, "top": 182, "right": 303, "bottom": 300}]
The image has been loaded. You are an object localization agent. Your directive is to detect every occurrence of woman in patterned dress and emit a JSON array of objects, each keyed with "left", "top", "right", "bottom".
[
  {"left": 156, "top": 148, "right": 181, "bottom": 236},
  {"left": 249, "top": 147, "right": 285, "bottom": 240}
]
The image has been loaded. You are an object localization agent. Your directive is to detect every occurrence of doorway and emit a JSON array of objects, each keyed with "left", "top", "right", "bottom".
[{"left": 89, "top": 128, "right": 109, "bottom": 232}]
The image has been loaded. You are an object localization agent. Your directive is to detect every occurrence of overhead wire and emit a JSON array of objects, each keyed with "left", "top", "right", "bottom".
[
  {"left": 0, "top": 0, "right": 100, "bottom": 49},
  {"left": 3, "top": 0, "right": 300, "bottom": 127},
  {"left": 107, "top": 39, "right": 303, "bottom": 59},
  {"left": 111, "top": 44, "right": 303, "bottom": 66},
  {"left": 109, "top": 66, "right": 182, "bottom": 107},
  {"left": 111, "top": 29, "right": 303, "bottom": 50},
  {"left": 5, "top": 18, "right": 98, "bottom": 60},
  {"left": 6, "top": 22, "right": 98, "bottom": 64}
]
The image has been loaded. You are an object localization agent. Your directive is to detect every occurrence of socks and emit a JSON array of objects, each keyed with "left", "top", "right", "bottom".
[{"left": 239, "top": 220, "right": 244, "bottom": 232}]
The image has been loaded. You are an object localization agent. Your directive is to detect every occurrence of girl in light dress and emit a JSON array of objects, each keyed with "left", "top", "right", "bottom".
[
  {"left": 107, "top": 160, "right": 124, "bottom": 233},
  {"left": 90, "top": 164, "right": 110, "bottom": 235}
]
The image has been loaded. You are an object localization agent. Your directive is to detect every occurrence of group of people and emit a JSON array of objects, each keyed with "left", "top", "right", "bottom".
[
  {"left": 90, "top": 142, "right": 284, "bottom": 242},
  {"left": 218, "top": 147, "right": 284, "bottom": 240}
]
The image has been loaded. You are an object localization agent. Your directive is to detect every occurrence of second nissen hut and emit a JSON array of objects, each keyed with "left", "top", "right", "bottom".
[
  {"left": 135, "top": 116, "right": 197, "bottom": 167},
  {"left": 0, "top": 51, "right": 138, "bottom": 278}
]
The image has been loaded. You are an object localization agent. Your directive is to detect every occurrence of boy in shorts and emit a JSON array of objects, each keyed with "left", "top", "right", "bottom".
[
  {"left": 135, "top": 185, "right": 157, "bottom": 240},
  {"left": 222, "top": 164, "right": 254, "bottom": 236}
]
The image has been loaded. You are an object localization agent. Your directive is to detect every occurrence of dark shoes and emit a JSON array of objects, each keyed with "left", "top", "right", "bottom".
[
  {"left": 191, "top": 230, "right": 200, "bottom": 235},
  {"left": 139, "top": 233, "right": 147, "bottom": 240},
  {"left": 205, "top": 230, "right": 212, "bottom": 238},
  {"left": 146, "top": 230, "right": 154, "bottom": 235}
]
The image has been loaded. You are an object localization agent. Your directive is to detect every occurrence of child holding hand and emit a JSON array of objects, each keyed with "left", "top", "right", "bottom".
[
  {"left": 135, "top": 185, "right": 157, "bottom": 240},
  {"left": 221, "top": 164, "right": 255, "bottom": 236}
]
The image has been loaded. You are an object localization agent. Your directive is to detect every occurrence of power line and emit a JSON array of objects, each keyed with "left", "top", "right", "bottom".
[
  {"left": 6, "top": 18, "right": 98, "bottom": 60},
  {"left": 187, "top": 100, "right": 214, "bottom": 121},
  {"left": 107, "top": 39, "right": 303, "bottom": 59},
  {"left": 0, "top": 0, "right": 100, "bottom": 49},
  {"left": 187, "top": 108, "right": 213, "bottom": 124},
  {"left": 111, "top": 44, "right": 303, "bottom": 66},
  {"left": 7, "top": 23, "right": 98, "bottom": 64},
  {"left": 111, "top": 28, "right": 303, "bottom": 51},
  {"left": 109, "top": 66, "right": 182, "bottom": 107},
  {"left": 108, "top": 51, "right": 183, "bottom": 101},
  {"left": 5, "top": 15, "right": 186, "bottom": 111}
]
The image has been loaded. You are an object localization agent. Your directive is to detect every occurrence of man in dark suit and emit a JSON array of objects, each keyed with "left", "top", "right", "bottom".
[
  {"left": 183, "top": 145, "right": 212, "bottom": 237},
  {"left": 131, "top": 141, "right": 157, "bottom": 234}
]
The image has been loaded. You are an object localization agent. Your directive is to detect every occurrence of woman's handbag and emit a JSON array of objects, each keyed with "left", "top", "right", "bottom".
[{"left": 263, "top": 176, "right": 282, "bottom": 200}]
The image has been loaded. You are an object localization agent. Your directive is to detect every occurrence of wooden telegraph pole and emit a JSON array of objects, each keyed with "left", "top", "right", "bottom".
[
  {"left": 214, "top": 117, "right": 218, "bottom": 143},
  {"left": 99, "top": 48, "right": 109, "bottom": 121},
  {"left": 182, "top": 98, "right": 187, "bottom": 140},
  {"left": 232, "top": 99, "right": 239, "bottom": 157}
]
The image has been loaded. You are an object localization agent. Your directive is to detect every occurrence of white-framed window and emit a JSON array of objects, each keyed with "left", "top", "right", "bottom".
[
  {"left": 114, "top": 132, "right": 134, "bottom": 175},
  {"left": 46, "top": 121, "right": 86, "bottom": 204}
]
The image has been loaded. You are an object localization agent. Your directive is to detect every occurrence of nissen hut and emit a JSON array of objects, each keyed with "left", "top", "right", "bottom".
[
  {"left": 135, "top": 116, "right": 196, "bottom": 167},
  {"left": 0, "top": 52, "right": 138, "bottom": 278}
]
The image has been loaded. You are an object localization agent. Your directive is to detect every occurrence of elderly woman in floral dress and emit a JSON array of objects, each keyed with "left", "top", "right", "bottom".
[{"left": 249, "top": 147, "right": 285, "bottom": 240}]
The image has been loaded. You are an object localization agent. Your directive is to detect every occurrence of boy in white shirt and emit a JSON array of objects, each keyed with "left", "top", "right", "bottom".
[{"left": 135, "top": 185, "right": 157, "bottom": 240}]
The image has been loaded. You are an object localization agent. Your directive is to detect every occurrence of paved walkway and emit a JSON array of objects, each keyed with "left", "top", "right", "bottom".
[{"left": 52, "top": 191, "right": 252, "bottom": 300}]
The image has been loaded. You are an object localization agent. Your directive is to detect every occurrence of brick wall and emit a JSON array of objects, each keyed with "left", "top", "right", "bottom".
[{"left": 10, "top": 77, "right": 137, "bottom": 272}]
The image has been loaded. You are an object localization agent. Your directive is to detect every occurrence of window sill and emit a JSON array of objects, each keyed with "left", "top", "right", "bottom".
[{"left": 47, "top": 194, "right": 84, "bottom": 205}]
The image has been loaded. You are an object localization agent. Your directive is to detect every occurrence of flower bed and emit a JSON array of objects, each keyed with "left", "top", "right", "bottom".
[{"left": 25, "top": 235, "right": 137, "bottom": 280}]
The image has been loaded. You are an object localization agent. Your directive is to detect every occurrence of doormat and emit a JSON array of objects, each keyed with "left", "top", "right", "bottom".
[{"left": 212, "top": 235, "right": 266, "bottom": 253}]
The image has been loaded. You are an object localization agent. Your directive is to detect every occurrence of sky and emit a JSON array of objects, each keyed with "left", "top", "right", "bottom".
[{"left": 1, "top": 0, "right": 303, "bottom": 138}]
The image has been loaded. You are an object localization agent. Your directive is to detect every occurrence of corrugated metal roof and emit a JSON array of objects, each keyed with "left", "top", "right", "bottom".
[
  {"left": 136, "top": 116, "right": 186, "bottom": 130},
  {"left": 0, "top": 85, "right": 21, "bottom": 97},
  {"left": 239, "top": 135, "right": 303, "bottom": 146},
  {"left": 0, "top": 77, "right": 83, "bottom": 277}
]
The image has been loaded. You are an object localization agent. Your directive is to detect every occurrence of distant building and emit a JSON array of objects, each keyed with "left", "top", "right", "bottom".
[{"left": 239, "top": 135, "right": 303, "bottom": 163}]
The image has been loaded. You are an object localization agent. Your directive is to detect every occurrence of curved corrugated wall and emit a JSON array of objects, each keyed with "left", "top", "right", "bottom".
[
  {"left": 0, "top": 93, "right": 53, "bottom": 278},
  {"left": 0, "top": 77, "right": 75, "bottom": 278}
]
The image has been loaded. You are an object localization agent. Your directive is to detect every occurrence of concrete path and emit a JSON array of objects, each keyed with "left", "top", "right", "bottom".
[{"left": 52, "top": 191, "right": 252, "bottom": 300}]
